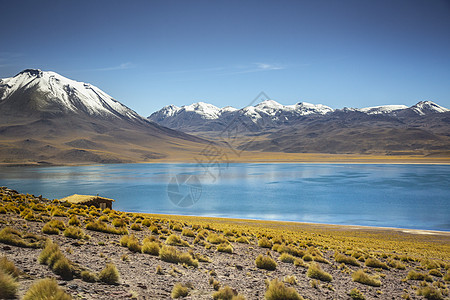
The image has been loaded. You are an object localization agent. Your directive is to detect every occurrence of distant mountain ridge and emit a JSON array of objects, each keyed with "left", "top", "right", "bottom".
[
  {"left": 149, "top": 99, "right": 450, "bottom": 132},
  {"left": 149, "top": 99, "right": 450, "bottom": 156}
]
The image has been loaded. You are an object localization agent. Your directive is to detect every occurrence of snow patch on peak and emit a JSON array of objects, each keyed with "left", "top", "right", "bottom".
[
  {"left": 242, "top": 106, "right": 262, "bottom": 120},
  {"left": 255, "top": 99, "right": 284, "bottom": 109},
  {"left": 294, "top": 102, "right": 334, "bottom": 115},
  {"left": 359, "top": 105, "right": 408, "bottom": 115},
  {"left": 220, "top": 106, "right": 238, "bottom": 113},
  {"left": 159, "top": 105, "right": 180, "bottom": 117},
  {"left": 410, "top": 101, "right": 449, "bottom": 115},
  {"left": 182, "top": 102, "right": 221, "bottom": 119}
]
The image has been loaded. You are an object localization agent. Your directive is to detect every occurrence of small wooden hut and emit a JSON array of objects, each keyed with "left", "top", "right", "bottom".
[{"left": 60, "top": 194, "right": 114, "bottom": 210}]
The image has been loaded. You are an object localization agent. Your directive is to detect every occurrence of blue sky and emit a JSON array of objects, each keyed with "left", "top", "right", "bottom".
[{"left": 1, "top": 0, "right": 449, "bottom": 116}]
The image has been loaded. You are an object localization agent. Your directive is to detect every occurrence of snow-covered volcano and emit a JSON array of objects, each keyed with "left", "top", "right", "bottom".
[
  {"left": 0, "top": 69, "right": 143, "bottom": 121},
  {"left": 0, "top": 69, "right": 210, "bottom": 165}
]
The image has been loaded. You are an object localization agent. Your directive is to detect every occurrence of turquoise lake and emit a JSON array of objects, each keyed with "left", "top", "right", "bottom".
[{"left": 0, "top": 163, "right": 449, "bottom": 231}]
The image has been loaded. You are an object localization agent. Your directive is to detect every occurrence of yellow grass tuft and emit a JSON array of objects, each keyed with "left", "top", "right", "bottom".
[
  {"left": 99, "top": 263, "right": 120, "bottom": 285},
  {"left": 352, "top": 269, "right": 381, "bottom": 287},
  {"left": 171, "top": 283, "right": 189, "bottom": 298},
  {"left": 307, "top": 262, "right": 332, "bottom": 282},
  {"left": 23, "top": 278, "right": 72, "bottom": 300},
  {"left": 0, "top": 270, "right": 18, "bottom": 299},
  {"left": 265, "top": 278, "right": 303, "bottom": 300},
  {"left": 255, "top": 254, "right": 277, "bottom": 271}
]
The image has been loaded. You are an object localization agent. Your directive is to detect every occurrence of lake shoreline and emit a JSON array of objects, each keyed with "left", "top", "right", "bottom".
[
  {"left": 134, "top": 212, "right": 450, "bottom": 236},
  {"left": 1, "top": 152, "right": 450, "bottom": 167}
]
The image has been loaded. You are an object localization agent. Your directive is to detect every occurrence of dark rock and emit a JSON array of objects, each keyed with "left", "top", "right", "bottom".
[
  {"left": 2, "top": 245, "right": 11, "bottom": 251},
  {"left": 137, "top": 283, "right": 147, "bottom": 289}
]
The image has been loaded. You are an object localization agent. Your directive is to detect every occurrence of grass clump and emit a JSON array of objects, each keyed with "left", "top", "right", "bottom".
[
  {"left": 125, "top": 235, "right": 142, "bottom": 253},
  {"left": 443, "top": 271, "right": 450, "bottom": 281},
  {"left": 255, "top": 254, "right": 277, "bottom": 271},
  {"left": 47, "top": 219, "right": 66, "bottom": 230},
  {"left": 388, "top": 258, "right": 406, "bottom": 269},
  {"left": 81, "top": 270, "right": 98, "bottom": 282},
  {"left": 38, "top": 240, "right": 73, "bottom": 280},
  {"left": 181, "top": 228, "right": 196, "bottom": 237},
  {"left": 258, "top": 237, "right": 273, "bottom": 248},
  {"left": 38, "top": 240, "right": 60, "bottom": 265},
  {"left": 306, "top": 262, "right": 332, "bottom": 282},
  {"left": 279, "top": 253, "right": 296, "bottom": 264},
  {"left": 365, "top": 257, "right": 389, "bottom": 269},
  {"left": 283, "top": 275, "right": 298, "bottom": 285},
  {"left": 0, "top": 256, "right": 20, "bottom": 278},
  {"left": 217, "top": 243, "right": 233, "bottom": 254},
  {"left": 99, "top": 263, "right": 120, "bottom": 284},
  {"left": 417, "top": 286, "right": 444, "bottom": 300},
  {"left": 171, "top": 283, "right": 189, "bottom": 298},
  {"left": 429, "top": 269, "right": 443, "bottom": 277},
  {"left": 166, "top": 234, "right": 190, "bottom": 247},
  {"left": 159, "top": 246, "right": 199, "bottom": 268},
  {"left": 42, "top": 223, "right": 60, "bottom": 235},
  {"left": 0, "top": 270, "right": 18, "bottom": 299},
  {"left": 265, "top": 278, "right": 303, "bottom": 300},
  {"left": 352, "top": 269, "right": 381, "bottom": 287},
  {"left": 142, "top": 241, "right": 160, "bottom": 256},
  {"left": 0, "top": 227, "right": 45, "bottom": 248},
  {"left": 112, "top": 218, "right": 127, "bottom": 227},
  {"left": 130, "top": 223, "right": 142, "bottom": 231},
  {"left": 235, "top": 236, "right": 249, "bottom": 244},
  {"left": 86, "top": 220, "right": 128, "bottom": 235},
  {"left": 23, "top": 278, "right": 72, "bottom": 300},
  {"left": 406, "top": 270, "right": 433, "bottom": 282},
  {"left": 421, "top": 259, "right": 440, "bottom": 270},
  {"left": 68, "top": 215, "right": 81, "bottom": 226},
  {"left": 335, "top": 253, "right": 360, "bottom": 266},
  {"left": 207, "top": 233, "right": 227, "bottom": 245},
  {"left": 63, "top": 226, "right": 87, "bottom": 239},
  {"left": 349, "top": 288, "right": 365, "bottom": 300},
  {"left": 212, "top": 285, "right": 245, "bottom": 300},
  {"left": 53, "top": 257, "right": 73, "bottom": 280},
  {"left": 294, "top": 258, "right": 308, "bottom": 268}
]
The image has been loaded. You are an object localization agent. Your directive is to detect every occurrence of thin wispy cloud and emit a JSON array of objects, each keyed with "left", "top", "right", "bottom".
[
  {"left": 90, "top": 62, "right": 135, "bottom": 72},
  {"left": 220, "top": 63, "right": 286, "bottom": 75},
  {"left": 158, "top": 63, "right": 286, "bottom": 77},
  {"left": 157, "top": 66, "right": 230, "bottom": 75},
  {"left": 255, "top": 63, "right": 284, "bottom": 70}
]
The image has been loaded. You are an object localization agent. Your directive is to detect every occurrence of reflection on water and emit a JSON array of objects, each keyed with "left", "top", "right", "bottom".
[{"left": 0, "top": 163, "right": 449, "bottom": 231}]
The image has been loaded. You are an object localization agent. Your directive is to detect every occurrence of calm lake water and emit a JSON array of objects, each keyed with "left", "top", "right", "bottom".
[{"left": 0, "top": 163, "right": 449, "bottom": 231}]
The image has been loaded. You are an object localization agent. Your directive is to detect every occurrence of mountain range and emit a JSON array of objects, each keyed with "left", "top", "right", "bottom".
[
  {"left": 0, "top": 69, "right": 209, "bottom": 165},
  {"left": 1, "top": 69, "right": 449, "bottom": 165},
  {"left": 149, "top": 100, "right": 450, "bottom": 156}
]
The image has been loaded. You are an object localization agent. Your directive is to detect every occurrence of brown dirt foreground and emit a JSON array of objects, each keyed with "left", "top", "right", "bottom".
[{"left": 0, "top": 187, "right": 449, "bottom": 300}]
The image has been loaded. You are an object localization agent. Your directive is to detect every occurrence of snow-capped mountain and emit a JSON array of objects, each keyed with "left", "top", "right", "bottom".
[
  {"left": 149, "top": 99, "right": 335, "bottom": 131},
  {"left": 0, "top": 69, "right": 210, "bottom": 165},
  {"left": 149, "top": 99, "right": 449, "bottom": 133},
  {"left": 408, "top": 101, "right": 450, "bottom": 115},
  {"left": 0, "top": 69, "right": 144, "bottom": 121}
]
